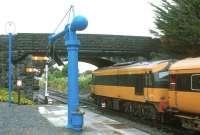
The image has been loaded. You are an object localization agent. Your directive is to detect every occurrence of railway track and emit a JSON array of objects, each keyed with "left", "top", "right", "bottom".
[
  {"left": 39, "top": 89, "right": 199, "bottom": 135},
  {"left": 47, "top": 90, "right": 66, "bottom": 103},
  {"left": 46, "top": 89, "right": 97, "bottom": 108}
]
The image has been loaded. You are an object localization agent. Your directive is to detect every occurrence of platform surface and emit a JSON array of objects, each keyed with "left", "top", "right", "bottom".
[{"left": 0, "top": 103, "right": 149, "bottom": 135}]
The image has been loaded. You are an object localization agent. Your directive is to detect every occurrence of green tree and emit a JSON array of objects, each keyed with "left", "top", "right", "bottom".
[
  {"left": 53, "top": 70, "right": 63, "bottom": 78},
  {"left": 62, "top": 64, "right": 68, "bottom": 77},
  {"left": 151, "top": 0, "right": 200, "bottom": 57},
  {"left": 49, "top": 66, "right": 59, "bottom": 74}
]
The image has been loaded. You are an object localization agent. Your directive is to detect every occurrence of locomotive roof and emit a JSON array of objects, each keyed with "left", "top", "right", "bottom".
[
  {"left": 170, "top": 57, "right": 200, "bottom": 74},
  {"left": 94, "top": 60, "right": 170, "bottom": 75}
]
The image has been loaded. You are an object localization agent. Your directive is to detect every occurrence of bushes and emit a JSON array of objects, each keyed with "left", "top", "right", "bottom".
[
  {"left": 79, "top": 74, "right": 92, "bottom": 94},
  {"left": 48, "top": 76, "right": 67, "bottom": 92},
  {"left": 42, "top": 67, "right": 93, "bottom": 94},
  {"left": 0, "top": 87, "right": 33, "bottom": 105}
]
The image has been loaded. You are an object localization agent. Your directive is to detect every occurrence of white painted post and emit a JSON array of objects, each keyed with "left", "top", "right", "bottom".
[{"left": 44, "top": 63, "right": 49, "bottom": 103}]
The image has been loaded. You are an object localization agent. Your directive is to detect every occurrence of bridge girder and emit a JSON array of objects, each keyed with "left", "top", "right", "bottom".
[{"left": 0, "top": 33, "right": 162, "bottom": 63}]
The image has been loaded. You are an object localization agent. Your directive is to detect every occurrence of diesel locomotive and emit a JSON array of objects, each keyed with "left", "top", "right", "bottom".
[
  {"left": 169, "top": 57, "right": 200, "bottom": 131},
  {"left": 90, "top": 58, "right": 200, "bottom": 131}
]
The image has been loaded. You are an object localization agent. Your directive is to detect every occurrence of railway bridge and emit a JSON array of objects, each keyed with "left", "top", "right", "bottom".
[
  {"left": 0, "top": 33, "right": 163, "bottom": 98},
  {"left": 0, "top": 33, "right": 162, "bottom": 66}
]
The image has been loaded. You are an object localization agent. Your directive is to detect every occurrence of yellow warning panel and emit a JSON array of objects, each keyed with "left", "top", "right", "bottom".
[
  {"left": 25, "top": 67, "right": 39, "bottom": 73},
  {"left": 32, "top": 55, "right": 49, "bottom": 61}
]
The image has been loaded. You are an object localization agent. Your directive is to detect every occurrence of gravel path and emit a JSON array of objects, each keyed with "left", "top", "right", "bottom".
[
  {"left": 0, "top": 102, "right": 189, "bottom": 135},
  {"left": 0, "top": 103, "right": 79, "bottom": 135}
]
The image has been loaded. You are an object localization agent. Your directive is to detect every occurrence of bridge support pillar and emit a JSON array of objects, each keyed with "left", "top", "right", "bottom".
[{"left": 0, "top": 63, "right": 7, "bottom": 87}]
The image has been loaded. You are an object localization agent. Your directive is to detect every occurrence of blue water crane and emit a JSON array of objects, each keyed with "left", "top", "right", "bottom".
[
  {"left": 6, "top": 22, "right": 15, "bottom": 107},
  {"left": 8, "top": 33, "right": 13, "bottom": 107},
  {"left": 48, "top": 14, "right": 88, "bottom": 131}
]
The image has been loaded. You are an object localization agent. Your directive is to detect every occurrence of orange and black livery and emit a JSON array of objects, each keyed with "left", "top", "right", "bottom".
[
  {"left": 90, "top": 57, "right": 200, "bottom": 131},
  {"left": 91, "top": 60, "right": 171, "bottom": 120}
]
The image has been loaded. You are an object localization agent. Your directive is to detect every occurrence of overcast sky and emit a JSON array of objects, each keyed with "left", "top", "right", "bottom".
[{"left": 0, "top": 0, "right": 160, "bottom": 36}]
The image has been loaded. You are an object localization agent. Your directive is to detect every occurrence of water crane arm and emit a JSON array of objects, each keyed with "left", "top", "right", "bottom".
[
  {"left": 48, "top": 30, "right": 65, "bottom": 45},
  {"left": 48, "top": 16, "right": 88, "bottom": 45}
]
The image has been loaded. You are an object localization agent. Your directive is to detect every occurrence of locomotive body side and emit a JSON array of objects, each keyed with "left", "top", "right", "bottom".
[
  {"left": 90, "top": 58, "right": 200, "bottom": 131},
  {"left": 91, "top": 60, "right": 170, "bottom": 113},
  {"left": 169, "top": 57, "right": 200, "bottom": 131}
]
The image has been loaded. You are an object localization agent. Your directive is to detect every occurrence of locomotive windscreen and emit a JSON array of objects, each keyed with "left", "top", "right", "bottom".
[{"left": 153, "top": 71, "right": 169, "bottom": 88}]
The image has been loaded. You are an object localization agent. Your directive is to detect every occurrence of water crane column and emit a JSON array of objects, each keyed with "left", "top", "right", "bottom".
[
  {"left": 6, "top": 22, "right": 15, "bottom": 107},
  {"left": 49, "top": 15, "right": 88, "bottom": 131}
]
